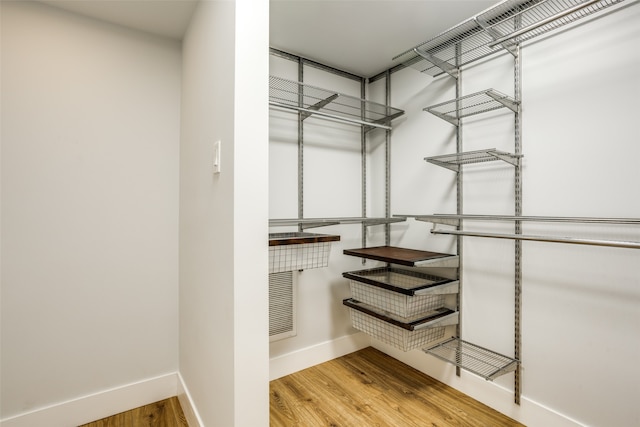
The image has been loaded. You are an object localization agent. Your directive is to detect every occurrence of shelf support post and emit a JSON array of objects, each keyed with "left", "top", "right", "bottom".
[
  {"left": 297, "top": 58, "right": 305, "bottom": 232},
  {"left": 454, "top": 41, "right": 464, "bottom": 379},
  {"left": 513, "top": 34, "right": 523, "bottom": 406},
  {"left": 361, "top": 78, "right": 368, "bottom": 260}
]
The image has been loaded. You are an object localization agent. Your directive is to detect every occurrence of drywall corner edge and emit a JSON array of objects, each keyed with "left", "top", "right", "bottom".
[{"left": 177, "top": 372, "right": 204, "bottom": 427}]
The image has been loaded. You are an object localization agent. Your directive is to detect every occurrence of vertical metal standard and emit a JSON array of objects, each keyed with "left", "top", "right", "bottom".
[
  {"left": 513, "top": 43, "right": 523, "bottom": 406},
  {"left": 385, "top": 70, "right": 392, "bottom": 246},
  {"left": 455, "top": 43, "right": 463, "bottom": 378},
  {"left": 361, "top": 78, "right": 368, "bottom": 257},
  {"left": 297, "top": 59, "right": 304, "bottom": 232}
]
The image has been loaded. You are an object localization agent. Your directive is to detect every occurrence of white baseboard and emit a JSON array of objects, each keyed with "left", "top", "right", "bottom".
[
  {"left": 0, "top": 373, "right": 179, "bottom": 427},
  {"left": 373, "top": 342, "right": 585, "bottom": 427},
  {"left": 176, "top": 372, "right": 204, "bottom": 427},
  {"left": 269, "top": 332, "right": 370, "bottom": 381}
]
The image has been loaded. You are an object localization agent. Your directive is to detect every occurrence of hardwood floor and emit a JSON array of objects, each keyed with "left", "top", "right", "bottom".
[
  {"left": 79, "top": 396, "right": 188, "bottom": 427},
  {"left": 270, "top": 347, "right": 525, "bottom": 427}
]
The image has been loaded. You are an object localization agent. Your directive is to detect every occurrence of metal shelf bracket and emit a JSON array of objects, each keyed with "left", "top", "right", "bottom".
[
  {"left": 300, "top": 93, "right": 339, "bottom": 120},
  {"left": 413, "top": 47, "right": 459, "bottom": 79}
]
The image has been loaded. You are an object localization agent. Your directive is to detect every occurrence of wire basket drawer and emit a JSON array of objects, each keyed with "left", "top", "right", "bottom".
[
  {"left": 343, "top": 298, "right": 458, "bottom": 352},
  {"left": 269, "top": 232, "right": 339, "bottom": 273},
  {"left": 343, "top": 267, "right": 459, "bottom": 321}
]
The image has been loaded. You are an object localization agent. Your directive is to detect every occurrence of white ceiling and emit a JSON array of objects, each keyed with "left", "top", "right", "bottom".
[
  {"left": 38, "top": 0, "right": 500, "bottom": 77},
  {"left": 39, "top": 0, "right": 199, "bottom": 40},
  {"left": 270, "top": 0, "right": 498, "bottom": 77}
]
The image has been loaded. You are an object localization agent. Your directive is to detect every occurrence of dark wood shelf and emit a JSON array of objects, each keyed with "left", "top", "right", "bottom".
[
  {"left": 343, "top": 246, "right": 459, "bottom": 268},
  {"left": 269, "top": 232, "right": 340, "bottom": 246}
]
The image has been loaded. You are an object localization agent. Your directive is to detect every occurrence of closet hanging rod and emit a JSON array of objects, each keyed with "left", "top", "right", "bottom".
[
  {"left": 486, "top": 0, "right": 603, "bottom": 47},
  {"left": 430, "top": 228, "right": 640, "bottom": 250},
  {"left": 401, "top": 214, "right": 640, "bottom": 225},
  {"left": 270, "top": 217, "right": 406, "bottom": 227},
  {"left": 269, "top": 102, "right": 393, "bottom": 130}
]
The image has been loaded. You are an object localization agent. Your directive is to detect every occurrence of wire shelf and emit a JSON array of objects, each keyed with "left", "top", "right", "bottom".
[
  {"left": 424, "top": 337, "right": 519, "bottom": 381},
  {"left": 269, "top": 76, "right": 404, "bottom": 129},
  {"left": 425, "top": 148, "right": 522, "bottom": 171},
  {"left": 393, "top": 18, "right": 504, "bottom": 77},
  {"left": 424, "top": 89, "right": 519, "bottom": 126},
  {"left": 477, "top": 0, "right": 626, "bottom": 47},
  {"left": 393, "top": 0, "right": 625, "bottom": 77}
]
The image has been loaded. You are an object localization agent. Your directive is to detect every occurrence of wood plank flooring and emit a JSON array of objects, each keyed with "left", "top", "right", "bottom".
[
  {"left": 270, "top": 347, "right": 525, "bottom": 427},
  {"left": 79, "top": 396, "right": 188, "bottom": 427}
]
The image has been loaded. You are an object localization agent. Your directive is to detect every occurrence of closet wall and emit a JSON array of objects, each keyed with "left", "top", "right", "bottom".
[
  {"left": 1, "top": 0, "right": 181, "bottom": 421},
  {"left": 270, "top": 2, "right": 639, "bottom": 426}
]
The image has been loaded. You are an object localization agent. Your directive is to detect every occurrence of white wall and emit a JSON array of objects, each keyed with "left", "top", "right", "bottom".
[
  {"left": 1, "top": 0, "right": 181, "bottom": 423},
  {"left": 375, "top": 3, "right": 640, "bottom": 427},
  {"left": 179, "top": 0, "right": 269, "bottom": 426}
]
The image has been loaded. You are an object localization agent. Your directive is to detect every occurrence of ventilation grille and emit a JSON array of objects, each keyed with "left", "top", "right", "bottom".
[{"left": 269, "top": 271, "right": 296, "bottom": 341}]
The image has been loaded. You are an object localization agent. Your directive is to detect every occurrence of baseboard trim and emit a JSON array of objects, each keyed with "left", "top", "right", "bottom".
[
  {"left": 0, "top": 373, "right": 179, "bottom": 427},
  {"left": 269, "top": 332, "right": 370, "bottom": 381},
  {"left": 176, "top": 372, "right": 204, "bottom": 427}
]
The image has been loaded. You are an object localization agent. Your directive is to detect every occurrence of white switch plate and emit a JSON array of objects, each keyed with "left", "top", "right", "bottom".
[{"left": 213, "top": 140, "right": 221, "bottom": 174}]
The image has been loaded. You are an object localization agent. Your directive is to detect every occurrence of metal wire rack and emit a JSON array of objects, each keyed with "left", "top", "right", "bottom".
[
  {"left": 393, "top": 0, "right": 626, "bottom": 77},
  {"left": 269, "top": 242, "right": 333, "bottom": 273},
  {"left": 343, "top": 298, "right": 458, "bottom": 352},
  {"left": 344, "top": 267, "right": 459, "bottom": 321},
  {"left": 393, "top": 18, "right": 506, "bottom": 77},
  {"left": 424, "top": 89, "right": 519, "bottom": 126},
  {"left": 424, "top": 337, "right": 519, "bottom": 381},
  {"left": 269, "top": 76, "right": 404, "bottom": 130},
  {"left": 268, "top": 232, "right": 340, "bottom": 273},
  {"left": 478, "top": 0, "right": 626, "bottom": 47},
  {"left": 425, "top": 149, "right": 522, "bottom": 172}
]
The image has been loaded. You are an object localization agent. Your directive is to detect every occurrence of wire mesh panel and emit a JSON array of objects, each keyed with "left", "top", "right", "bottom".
[
  {"left": 350, "top": 283, "right": 445, "bottom": 322},
  {"left": 269, "top": 242, "right": 332, "bottom": 273},
  {"left": 476, "top": 0, "right": 626, "bottom": 46},
  {"left": 347, "top": 306, "right": 447, "bottom": 352}
]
